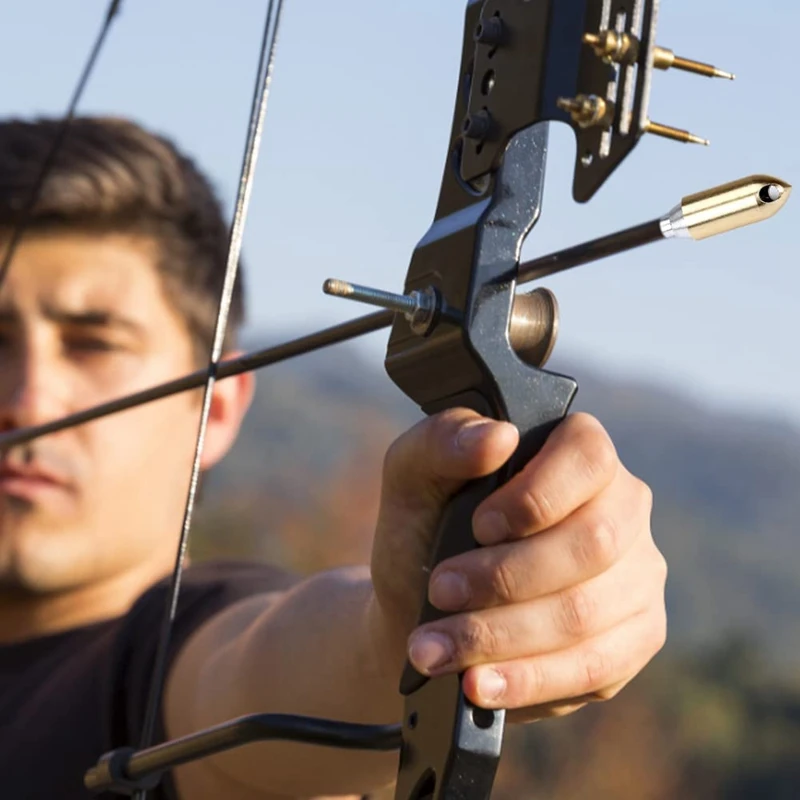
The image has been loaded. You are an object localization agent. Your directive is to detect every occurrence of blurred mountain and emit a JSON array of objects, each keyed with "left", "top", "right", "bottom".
[{"left": 197, "top": 332, "right": 800, "bottom": 672}]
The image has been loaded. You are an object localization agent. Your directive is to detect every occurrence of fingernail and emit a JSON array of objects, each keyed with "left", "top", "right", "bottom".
[
  {"left": 478, "top": 669, "right": 506, "bottom": 702},
  {"left": 430, "top": 571, "right": 471, "bottom": 610},
  {"left": 456, "top": 421, "right": 494, "bottom": 451},
  {"left": 408, "top": 632, "right": 453, "bottom": 674},
  {"left": 473, "top": 510, "right": 510, "bottom": 545}
]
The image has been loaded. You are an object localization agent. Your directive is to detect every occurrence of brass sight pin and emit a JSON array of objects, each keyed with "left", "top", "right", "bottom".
[
  {"left": 582, "top": 31, "right": 734, "bottom": 80},
  {"left": 644, "top": 120, "right": 710, "bottom": 146},
  {"left": 653, "top": 46, "right": 735, "bottom": 80}
]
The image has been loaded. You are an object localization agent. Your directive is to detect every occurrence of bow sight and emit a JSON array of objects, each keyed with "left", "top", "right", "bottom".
[
  {"left": 77, "top": 1, "right": 796, "bottom": 799},
  {"left": 458, "top": 0, "right": 723, "bottom": 202}
]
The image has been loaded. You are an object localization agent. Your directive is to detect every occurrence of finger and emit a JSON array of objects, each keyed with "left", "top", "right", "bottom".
[
  {"left": 459, "top": 609, "right": 667, "bottom": 710},
  {"left": 504, "top": 678, "right": 636, "bottom": 723},
  {"left": 472, "top": 412, "right": 619, "bottom": 546},
  {"left": 506, "top": 698, "right": 592, "bottom": 723},
  {"left": 372, "top": 408, "right": 517, "bottom": 619},
  {"left": 379, "top": 407, "right": 518, "bottom": 517},
  {"left": 428, "top": 469, "right": 653, "bottom": 612},
  {"left": 409, "top": 545, "right": 662, "bottom": 676}
]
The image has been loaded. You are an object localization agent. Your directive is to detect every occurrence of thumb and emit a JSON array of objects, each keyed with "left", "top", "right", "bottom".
[{"left": 371, "top": 408, "right": 518, "bottom": 629}]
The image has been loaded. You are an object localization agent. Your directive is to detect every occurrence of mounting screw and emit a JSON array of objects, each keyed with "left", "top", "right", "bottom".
[
  {"left": 556, "top": 94, "right": 613, "bottom": 129},
  {"left": 462, "top": 109, "right": 493, "bottom": 140},
  {"left": 474, "top": 16, "right": 505, "bottom": 46}
]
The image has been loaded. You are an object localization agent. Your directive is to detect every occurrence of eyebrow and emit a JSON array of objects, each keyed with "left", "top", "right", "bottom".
[{"left": 0, "top": 305, "right": 146, "bottom": 335}]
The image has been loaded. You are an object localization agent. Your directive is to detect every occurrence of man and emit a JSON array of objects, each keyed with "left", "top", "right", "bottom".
[{"left": 0, "top": 116, "right": 667, "bottom": 799}]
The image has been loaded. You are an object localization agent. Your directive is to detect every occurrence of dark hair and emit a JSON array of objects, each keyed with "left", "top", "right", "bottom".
[{"left": 0, "top": 116, "right": 243, "bottom": 363}]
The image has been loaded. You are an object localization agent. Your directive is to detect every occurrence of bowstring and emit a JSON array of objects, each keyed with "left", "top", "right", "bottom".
[
  {"left": 133, "top": 2, "right": 287, "bottom": 797},
  {"left": 0, "top": 0, "right": 123, "bottom": 288}
]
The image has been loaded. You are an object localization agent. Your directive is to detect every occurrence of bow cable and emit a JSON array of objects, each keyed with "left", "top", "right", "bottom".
[
  {"left": 133, "top": 2, "right": 287, "bottom": 798},
  {"left": 0, "top": 0, "right": 123, "bottom": 288}
]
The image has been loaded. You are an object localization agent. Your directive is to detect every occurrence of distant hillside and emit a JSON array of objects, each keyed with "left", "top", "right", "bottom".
[{"left": 198, "top": 333, "right": 800, "bottom": 672}]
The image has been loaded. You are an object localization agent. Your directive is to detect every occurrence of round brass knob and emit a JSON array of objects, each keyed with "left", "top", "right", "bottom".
[{"left": 509, "top": 287, "right": 559, "bottom": 367}]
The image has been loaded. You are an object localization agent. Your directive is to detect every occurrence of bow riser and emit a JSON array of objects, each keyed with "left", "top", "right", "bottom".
[{"left": 386, "top": 1, "right": 665, "bottom": 797}]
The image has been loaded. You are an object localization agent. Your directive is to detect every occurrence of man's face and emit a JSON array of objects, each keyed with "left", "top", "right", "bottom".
[{"left": 0, "top": 230, "right": 217, "bottom": 594}]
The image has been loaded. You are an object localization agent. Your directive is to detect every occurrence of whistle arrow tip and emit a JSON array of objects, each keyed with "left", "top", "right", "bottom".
[{"left": 661, "top": 175, "right": 792, "bottom": 241}]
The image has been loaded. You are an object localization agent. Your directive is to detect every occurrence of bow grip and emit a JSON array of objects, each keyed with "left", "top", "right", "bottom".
[
  {"left": 392, "top": 372, "right": 575, "bottom": 800},
  {"left": 399, "top": 386, "right": 571, "bottom": 696}
]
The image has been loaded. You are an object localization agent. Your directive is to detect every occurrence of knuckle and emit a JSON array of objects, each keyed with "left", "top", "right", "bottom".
[
  {"left": 561, "top": 411, "right": 600, "bottom": 437},
  {"left": 489, "top": 557, "right": 521, "bottom": 604},
  {"left": 575, "top": 513, "right": 620, "bottom": 570},
  {"left": 452, "top": 615, "right": 499, "bottom": 660},
  {"left": 581, "top": 647, "right": 611, "bottom": 693},
  {"left": 520, "top": 484, "right": 555, "bottom": 529},
  {"left": 654, "top": 549, "right": 669, "bottom": 586},
  {"left": 583, "top": 431, "right": 618, "bottom": 483},
  {"left": 423, "top": 412, "right": 451, "bottom": 458},
  {"left": 381, "top": 434, "right": 402, "bottom": 478},
  {"left": 650, "top": 609, "right": 668, "bottom": 653},
  {"left": 558, "top": 584, "right": 596, "bottom": 638},
  {"left": 382, "top": 420, "right": 428, "bottom": 484},
  {"left": 640, "top": 540, "right": 669, "bottom": 591},
  {"left": 408, "top": 410, "right": 457, "bottom": 461},
  {"left": 591, "top": 683, "right": 622, "bottom": 702},
  {"left": 521, "top": 660, "right": 546, "bottom": 702},
  {"left": 381, "top": 411, "right": 472, "bottom": 505},
  {"left": 437, "top": 407, "right": 480, "bottom": 443},
  {"left": 567, "top": 414, "right": 618, "bottom": 481},
  {"left": 634, "top": 477, "right": 654, "bottom": 514}
]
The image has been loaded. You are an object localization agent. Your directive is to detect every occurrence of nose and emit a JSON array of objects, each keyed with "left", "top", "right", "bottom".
[{"left": 0, "top": 333, "right": 67, "bottom": 433}]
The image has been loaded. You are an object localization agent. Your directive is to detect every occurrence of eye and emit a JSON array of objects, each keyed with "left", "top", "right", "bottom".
[{"left": 65, "top": 336, "right": 120, "bottom": 354}]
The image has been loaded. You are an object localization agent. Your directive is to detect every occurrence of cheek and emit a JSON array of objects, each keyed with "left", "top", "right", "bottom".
[{"left": 85, "top": 398, "right": 201, "bottom": 507}]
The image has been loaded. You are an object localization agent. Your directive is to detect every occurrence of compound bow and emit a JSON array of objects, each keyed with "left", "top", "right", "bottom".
[{"left": 0, "top": 1, "right": 790, "bottom": 799}]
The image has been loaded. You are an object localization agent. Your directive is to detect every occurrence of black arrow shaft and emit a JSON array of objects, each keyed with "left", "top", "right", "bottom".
[{"left": 0, "top": 311, "right": 393, "bottom": 452}]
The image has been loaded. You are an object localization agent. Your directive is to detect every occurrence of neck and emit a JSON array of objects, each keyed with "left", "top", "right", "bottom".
[{"left": 0, "top": 559, "right": 173, "bottom": 644}]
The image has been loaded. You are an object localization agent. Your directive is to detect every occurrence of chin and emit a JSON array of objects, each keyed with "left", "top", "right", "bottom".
[{"left": 0, "top": 525, "right": 93, "bottom": 595}]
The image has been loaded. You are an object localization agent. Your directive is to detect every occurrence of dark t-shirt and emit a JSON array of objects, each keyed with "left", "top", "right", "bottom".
[{"left": 0, "top": 561, "right": 297, "bottom": 800}]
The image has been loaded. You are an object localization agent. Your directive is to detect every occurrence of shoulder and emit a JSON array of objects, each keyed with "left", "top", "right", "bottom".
[{"left": 132, "top": 560, "right": 299, "bottom": 622}]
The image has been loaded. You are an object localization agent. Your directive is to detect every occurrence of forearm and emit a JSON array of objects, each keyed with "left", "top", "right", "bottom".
[{"left": 166, "top": 566, "right": 405, "bottom": 798}]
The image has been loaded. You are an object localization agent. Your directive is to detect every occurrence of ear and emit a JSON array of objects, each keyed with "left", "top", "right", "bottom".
[{"left": 198, "top": 353, "right": 256, "bottom": 471}]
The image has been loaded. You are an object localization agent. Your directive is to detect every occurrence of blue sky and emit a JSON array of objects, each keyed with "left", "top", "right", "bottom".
[{"left": 3, "top": 1, "right": 798, "bottom": 424}]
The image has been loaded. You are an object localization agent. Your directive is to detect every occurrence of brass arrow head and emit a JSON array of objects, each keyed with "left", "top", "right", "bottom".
[{"left": 660, "top": 175, "right": 792, "bottom": 241}]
